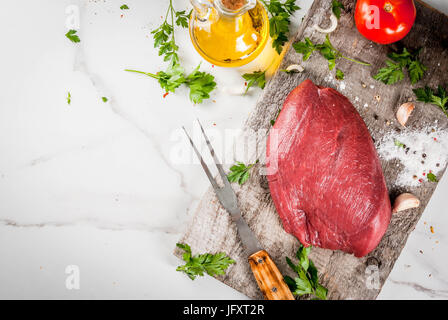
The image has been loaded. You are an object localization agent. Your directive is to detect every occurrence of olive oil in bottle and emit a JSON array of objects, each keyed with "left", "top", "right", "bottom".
[{"left": 189, "top": 0, "right": 269, "bottom": 67}]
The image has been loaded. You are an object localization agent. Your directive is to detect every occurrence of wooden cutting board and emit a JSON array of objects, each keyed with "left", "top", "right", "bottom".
[{"left": 175, "top": 0, "right": 448, "bottom": 299}]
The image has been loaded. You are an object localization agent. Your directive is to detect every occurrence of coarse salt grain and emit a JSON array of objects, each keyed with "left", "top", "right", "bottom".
[{"left": 376, "top": 128, "right": 448, "bottom": 187}]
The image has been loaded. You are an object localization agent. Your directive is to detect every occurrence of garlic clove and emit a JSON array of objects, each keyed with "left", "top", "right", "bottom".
[
  {"left": 396, "top": 102, "right": 415, "bottom": 127},
  {"left": 392, "top": 193, "right": 420, "bottom": 214}
]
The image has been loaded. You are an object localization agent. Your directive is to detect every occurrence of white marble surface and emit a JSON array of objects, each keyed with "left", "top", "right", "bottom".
[{"left": 0, "top": 0, "right": 447, "bottom": 299}]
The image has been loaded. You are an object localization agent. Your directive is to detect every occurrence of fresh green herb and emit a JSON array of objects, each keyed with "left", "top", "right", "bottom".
[
  {"left": 102, "top": 97, "right": 108, "bottom": 103},
  {"left": 271, "top": 108, "right": 281, "bottom": 125},
  {"left": 394, "top": 139, "right": 405, "bottom": 148},
  {"left": 293, "top": 35, "right": 370, "bottom": 71},
  {"left": 185, "top": 65, "right": 217, "bottom": 104},
  {"left": 65, "top": 29, "right": 80, "bottom": 43},
  {"left": 335, "top": 69, "right": 344, "bottom": 80},
  {"left": 261, "top": 0, "right": 301, "bottom": 54},
  {"left": 125, "top": 63, "right": 216, "bottom": 104},
  {"left": 120, "top": 4, "right": 129, "bottom": 10},
  {"left": 227, "top": 161, "right": 257, "bottom": 185},
  {"left": 151, "top": 0, "right": 190, "bottom": 64},
  {"left": 132, "top": 1, "right": 215, "bottom": 103},
  {"left": 66, "top": 92, "right": 71, "bottom": 105},
  {"left": 427, "top": 172, "right": 438, "bottom": 182},
  {"left": 413, "top": 85, "right": 448, "bottom": 117},
  {"left": 243, "top": 70, "right": 266, "bottom": 93},
  {"left": 374, "top": 48, "right": 426, "bottom": 85},
  {"left": 331, "top": 0, "right": 345, "bottom": 19},
  {"left": 175, "top": 10, "right": 192, "bottom": 28},
  {"left": 283, "top": 245, "right": 327, "bottom": 300},
  {"left": 373, "top": 61, "right": 404, "bottom": 85},
  {"left": 125, "top": 64, "right": 185, "bottom": 93},
  {"left": 176, "top": 243, "right": 235, "bottom": 280}
]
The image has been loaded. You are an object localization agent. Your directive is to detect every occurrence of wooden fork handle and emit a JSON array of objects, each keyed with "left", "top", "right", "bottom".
[{"left": 248, "top": 250, "right": 295, "bottom": 300}]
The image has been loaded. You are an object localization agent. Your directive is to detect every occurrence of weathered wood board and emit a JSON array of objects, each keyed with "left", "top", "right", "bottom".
[{"left": 175, "top": 0, "right": 448, "bottom": 299}]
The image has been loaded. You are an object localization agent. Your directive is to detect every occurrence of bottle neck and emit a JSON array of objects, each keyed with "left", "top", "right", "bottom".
[
  {"left": 190, "top": 0, "right": 256, "bottom": 21},
  {"left": 215, "top": 0, "right": 256, "bottom": 18}
]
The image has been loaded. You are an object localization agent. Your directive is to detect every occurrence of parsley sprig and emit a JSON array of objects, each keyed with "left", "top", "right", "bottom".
[
  {"left": 65, "top": 29, "right": 80, "bottom": 43},
  {"left": 176, "top": 243, "right": 235, "bottom": 280},
  {"left": 283, "top": 245, "right": 328, "bottom": 300},
  {"left": 331, "top": 0, "right": 345, "bottom": 19},
  {"left": 227, "top": 161, "right": 258, "bottom": 185},
  {"left": 394, "top": 139, "right": 405, "bottom": 148},
  {"left": 127, "top": 0, "right": 215, "bottom": 103},
  {"left": 335, "top": 69, "right": 344, "bottom": 80},
  {"left": 66, "top": 92, "right": 71, "bottom": 105},
  {"left": 427, "top": 172, "right": 438, "bottom": 182},
  {"left": 125, "top": 63, "right": 216, "bottom": 104},
  {"left": 243, "top": 71, "right": 266, "bottom": 93},
  {"left": 293, "top": 35, "right": 370, "bottom": 74},
  {"left": 151, "top": 0, "right": 191, "bottom": 64},
  {"left": 374, "top": 48, "right": 426, "bottom": 85},
  {"left": 261, "top": 0, "right": 301, "bottom": 54},
  {"left": 413, "top": 85, "right": 448, "bottom": 117},
  {"left": 185, "top": 65, "right": 217, "bottom": 103}
]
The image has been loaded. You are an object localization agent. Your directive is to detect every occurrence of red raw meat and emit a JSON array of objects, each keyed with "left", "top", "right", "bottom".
[{"left": 266, "top": 80, "right": 391, "bottom": 257}]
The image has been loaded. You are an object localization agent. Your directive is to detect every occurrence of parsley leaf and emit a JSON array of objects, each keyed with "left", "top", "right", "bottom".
[
  {"left": 243, "top": 70, "right": 266, "bottom": 93},
  {"left": 373, "top": 60, "right": 404, "bottom": 85},
  {"left": 374, "top": 48, "right": 426, "bottom": 85},
  {"left": 101, "top": 97, "right": 108, "bottom": 103},
  {"left": 335, "top": 69, "right": 344, "bottom": 80},
  {"left": 65, "top": 29, "right": 80, "bottom": 43},
  {"left": 261, "top": 0, "right": 301, "bottom": 54},
  {"left": 394, "top": 139, "right": 405, "bottom": 148},
  {"left": 293, "top": 38, "right": 315, "bottom": 61},
  {"left": 157, "top": 63, "right": 186, "bottom": 92},
  {"left": 332, "top": 0, "right": 345, "bottom": 19},
  {"left": 293, "top": 35, "right": 370, "bottom": 71},
  {"left": 413, "top": 86, "right": 434, "bottom": 103},
  {"left": 66, "top": 92, "right": 71, "bottom": 105},
  {"left": 271, "top": 108, "right": 281, "bottom": 125},
  {"left": 413, "top": 85, "right": 448, "bottom": 117},
  {"left": 137, "top": 0, "right": 216, "bottom": 103},
  {"left": 227, "top": 161, "right": 257, "bottom": 185},
  {"left": 427, "top": 172, "right": 438, "bottom": 182},
  {"left": 176, "top": 243, "right": 235, "bottom": 280},
  {"left": 125, "top": 64, "right": 184, "bottom": 93},
  {"left": 284, "top": 245, "right": 327, "bottom": 300},
  {"left": 120, "top": 4, "right": 129, "bottom": 10},
  {"left": 125, "top": 63, "right": 216, "bottom": 104},
  {"left": 175, "top": 10, "right": 192, "bottom": 28},
  {"left": 185, "top": 65, "right": 217, "bottom": 104},
  {"left": 150, "top": 0, "right": 189, "bottom": 64},
  {"left": 408, "top": 60, "right": 426, "bottom": 84}
]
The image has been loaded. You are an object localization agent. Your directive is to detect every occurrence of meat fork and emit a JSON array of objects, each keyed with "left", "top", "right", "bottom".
[{"left": 182, "top": 120, "right": 294, "bottom": 300}]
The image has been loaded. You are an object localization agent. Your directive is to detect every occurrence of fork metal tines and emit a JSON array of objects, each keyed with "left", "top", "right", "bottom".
[{"left": 182, "top": 119, "right": 230, "bottom": 191}]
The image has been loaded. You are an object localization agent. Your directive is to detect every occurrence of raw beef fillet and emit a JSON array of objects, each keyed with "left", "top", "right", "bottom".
[{"left": 266, "top": 80, "right": 391, "bottom": 257}]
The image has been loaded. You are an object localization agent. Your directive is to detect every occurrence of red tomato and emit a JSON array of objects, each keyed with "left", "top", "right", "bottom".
[{"left": 355, "top": 0, "right": 416, "bottom": 44}]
